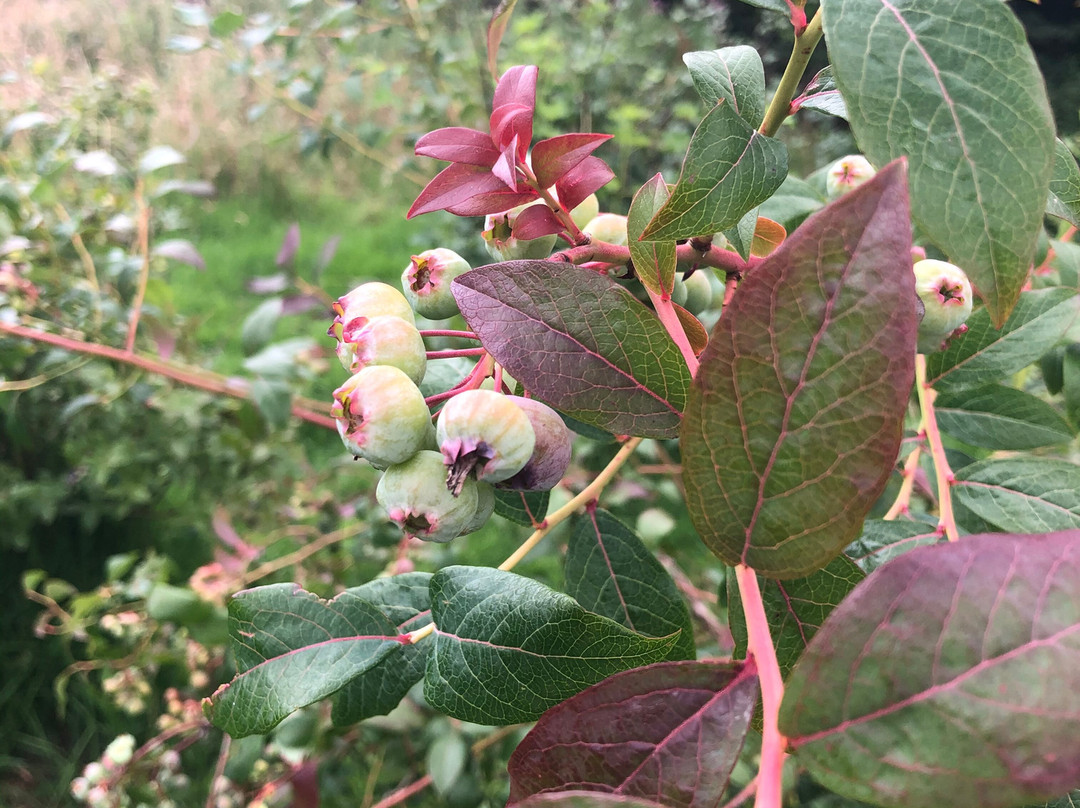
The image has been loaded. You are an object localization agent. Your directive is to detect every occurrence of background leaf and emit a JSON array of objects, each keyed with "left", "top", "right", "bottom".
[
  {"left": 925, "top": 289, "right": 1080, "bottom": 391},
  {"left": 681, "top": 161, "right": 917, "bottom": 578},
  {"left": 781, "top": 532, "right": 1080, "bottom": 808},
  {"left": 453, "top": 261, "right": 691, "bottom": 438},
  {"left": 935, "top": 385, "right": 1075, "bottom": 450},
  {"left": 331, "top": 573, "right": 432, "bottom": 726},
  {"left": 565, "top": 508, "right": 696, "bottom": 661},
  {"left": 424, "top": 566, "right": 678, "bottom": 725},
  {"left": 1047, "top": 139, "right": 1080, "bottom": 227},
  {"left": 844, "top": 519, "right": 942, "bottom": 573},
  {"left": 823, "top": 0, "right": 1056, "bottom": 326},
  {"left": 952, "top": 458, "right": 1080, "bottom": 533},
  {"left": 640, "top": 101, "right": 787, "bottom": 241},
  {"left": 205, "top": 584, "right": 402, "bottom": 737},
  {"left": 727, "top": 554, "right": 864, "bottom": 681},
  {"left": 508, "top": 660, "right": 757, "bottom": 807},
  {"left": 683, "top": 46, "right": 766, "bottom": 127},
  {"left": 493, "top": 489, "right": 550, "bottom": 527}
]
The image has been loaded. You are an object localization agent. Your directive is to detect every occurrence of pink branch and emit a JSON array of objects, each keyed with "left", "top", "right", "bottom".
[
  {"left": 915, "top": 353, "right": 959, "bottom": 541},
  {"left": 419, "top": 329, "right": 480, "bottom": 340},
  {"left": 647, "top": 288, "right": 699, "bottom": 374}
]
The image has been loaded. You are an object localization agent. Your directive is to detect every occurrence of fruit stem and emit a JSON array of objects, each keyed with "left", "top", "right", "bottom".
[
  {"left": 419, "top": 329, "right": 480, "bottom": 340},
  {"left": 915, "top": 353, "right": 959, "bottom": 541},
  {"left": 733, "top": 564, "right": 787, "bottom": 808},
  {"left": 758, "top": 7, "right": 824, "bottom": 138}
]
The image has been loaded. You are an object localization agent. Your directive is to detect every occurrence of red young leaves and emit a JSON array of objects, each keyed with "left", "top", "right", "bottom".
[
  {"left": 409, "top": 65, "right": 612, "bottom": 219},
  {"left": 680, "top": 159, "right": 918, "bottom": 578}
]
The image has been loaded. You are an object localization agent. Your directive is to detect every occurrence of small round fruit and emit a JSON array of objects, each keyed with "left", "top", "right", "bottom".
[
  {"left": 331, "top": 365, "right": 432, "bottom": 468},
  {"left": 377, "top": 451, "right": 479, "bottom": 543},
  {"left": 330, "top": 282, "right": 415, "bottom": 333},
  {"left": 497, "top": 397, "right": 572, "bottom": 491},
  {"left": 670, "top": 275, "right": 688, "bottom": 306},
  {"left": 681, "top": 270, "right": 714, "bottom": 315},
  {"left": 335, "top": 314, "right": 427, "bottom": 384},
  {"left": 436, "top": 389, "right": 535, "bottom": 493},
  {"left": 569, "top": 193, "right": 600, "bottom": 230},
  {"left": 402, "top": 248, "right": 472, "bottom": 320},
  {"left": 582, "top": 213, "right": 628, "bottom": 246},
  {"left": 825, "top": 154, "right": 876, "bottom": 199},
  {"left": 460, "top": 482, "right": 495, "bottom": 535},
  {"left": 913, "top": 258, "right": 973, "bottom": 353},
  {"left": 482, "top": 203, "right": 558, "bottom": 262}
]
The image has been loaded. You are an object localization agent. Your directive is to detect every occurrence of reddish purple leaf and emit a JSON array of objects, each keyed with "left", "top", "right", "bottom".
[
  {"left": 493, "top": 64, "right": 538, "bottom": 114},
  {"left": 276, "top": 223, "right": 300, "bottom": 268},
  {"left": 407, "top": 162, "right": 534, "bottom": 219},
  {"left": 281, "top": 295, "right": 323, "bottom": 315},
  {"left": 512, "top": 204, "right": 564, "bottom": 240},
  {"left": 515, "top": 794, "right": 666, "bottom": 808},
  {"left": 680, "top": 159, "right": 917, "bottom": 578},
  {"left": 247, "top": 272, "right": 289, "bottom": 295},
  {"left": 492, "top": 135, "right": 521, "bottom": 191},
  {"left": 781, "top": 531, "right": 1080, "bottom": 808},
  {"left": 452, "top": 261, "right": 691, "bottom": 438},
  {"left": 508, "top": 660, "right": 758, "bottom": 807},
  {"left": 486, "top": 0, "right": 518, "bottom": 80},
  {"left": 532, "top": 133, "right": 614, "bottom": 190},
  {"left": 490, "top": 103, "right": 532, "bottom": 160},
  {"left": 556, "top": 156, "right": 615, "bottom": 213},
  {"left": 414, "top": 127, "right": 499, "bottom": 167}
]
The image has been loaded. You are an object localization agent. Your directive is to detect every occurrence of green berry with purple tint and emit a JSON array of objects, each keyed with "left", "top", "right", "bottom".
[
  {"left": 377, "top": 450, "right": 479, "bottom": 543},
  {"left": 436, "top": 389, "right": 535, "bottom": 494},
  {"left": 497, "top": 397, "right": 572, "bottom": 491}
]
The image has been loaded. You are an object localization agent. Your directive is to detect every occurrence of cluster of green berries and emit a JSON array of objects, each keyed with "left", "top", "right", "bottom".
[{"left": 329, "top": 255, "right": 573, "bottom": 543}]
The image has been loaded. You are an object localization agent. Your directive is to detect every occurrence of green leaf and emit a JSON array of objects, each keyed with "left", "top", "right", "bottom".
[
  {"left": 424, "top": 566, "right": 679, "bottom": 725},
  {"left": 210, "top": 10, "right": 246, "bottom": 38},
  {"left": 781, "top": 532, "right": 1080, "bottom": 808},
  {"left": 925, "top": 289, "right": 1080, "bottom": 391},
  {"left": 453, "top": 261, "right": 692, "bottom": 439},
  {"left": 1042, "top": 791, "right": 1080, "bottom": 808},
  {"left": 824, "top": 0, "right": 1056, "bottom": 327},
  {"left": 935, "top": 385, "right": 1075, "bottom": 449},
  {"left": 758, "top": 174, "right": 824, "bottom": 233},
  {"left": 493, "top": 489, "right": 550, "bottom": 527},
  {"left": 681, "top": 161, "right": 917, "bottom": 578},
  {"left": 727, "top": 555, "right": 864, "bottom": 681},
  {"left": 1047, "top": 139, "right": 1080, "bottom": 227},
  {"left": 249, "top": 378, "right": 291, "bottom": 430},
  {"left": 241, "top": 298, "right": 284, "bottom": 356},
  {"left": 565, "top": 509, "right": 695, "bottom": 661},
  {"left": 627, "top": 174, "right": 677, "bottom": 298},
  {"left": 723, "top": 207, "right": 757, "bottom": 262},
  {"left": 331, "top": 573, "right": 432, "bottom": 726},
  {"left": 205, "top": 584, "right": 402, "bottom": 737},
  {"left": 1065, "top": 344, "right": 1080, "bottom": 430},
  {"left": 844, "top": 519, "right": 942, "bottom": 574},
  {"left": 683, "top": 46, "right": 766, "bottom": 127},
  {"left": 952, "top": 458, "right": 1080, "bottom": 533},
  {"left": 428, "top": 732, "right": 469, "bottom": 796},
  {"left": 640, "top": 101, "right": 787, "bottom": 241},
  {"left": 138, "top": 145, "right": 185, "bottom": 175}
]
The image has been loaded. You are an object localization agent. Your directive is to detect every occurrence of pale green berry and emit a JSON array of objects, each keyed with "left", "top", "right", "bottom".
[
  {"left": 331, "top": 365, "right": 431, "bottom": 468},
  {"left": 681, "top": 270, "right": 714, "bottom": 315},
  {"left": 670, "top": 275, "right": 688, "bottom": 306},
  {"left": 401, "top": 248, "right": 472, "bottom": 320},
  {"left": 913, "top": 259, "right": 973, "bottom": 353},
  {"left": 569, "top": 193, "right": 600, "bottom": 230},
  {"left": 582, "top": 213, "right": 628, "bottom": 246},
  {"left": 377, "top": 450, "right": 479, "bottom": 542},
  {"left": 825, "top": 154, "right": 876, "bottom": 199},
  {"left": 436, "top": 389, "right": 535, "bottom": 493},
  {"left": 335, "top": 314, "right": 427, "bottom": 385},
  {"left": 329, "top": 282, "right": 414, "bottom": 353},
  {"left": 482, "top": 202, "right": 558, "bottom": 262},
  {"left": 461, "top": 482, "right": 496, "bottom": 535},
  {"left": 498, "top": 397, "right": 572, "bottom": 491}
]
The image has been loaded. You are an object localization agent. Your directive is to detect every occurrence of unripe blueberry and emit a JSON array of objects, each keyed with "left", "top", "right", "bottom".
[
  {"left": 401, "top": 248, "right": 472, "bottom": 320},
  {"left": 913, "top": 259, "right": 973, "bottom": 353},
  {"left": 334, "top": 314, "right": 427, "bottom": 384},
  {"left": 497, "top": 397, "right": 573, "bottom": 491},
  {"left": 681, "top": 270, "right": 714, "bottom": 315},
  {"left": 436, "top": 389, "right": 535, "bottom": 493},
  {"left": 461, "top": 482, "right": 496, "bottom": 535},
  {"left": 377, "top": 450, "right": 479, "bottom": 542},
  {"left": 329, "top": 282, "right": 415, "bottom": 336},
  {"left": 825, "top": 154, "right": 876, "bottom": 199},
  {"left": 569, "top": 193, "right": 600, "bottom": 230},
  {"left": 582, "top": 213, "right": 628, "bottom": 246},
  {"left": 670, "top": 274, "right": 688, "bottom": 306},
  {"left": 482, "top": 203, "right": 558, "bottom": 262},
  {"left": 331, "top": 365, "right": 432, "bottom": 468}
]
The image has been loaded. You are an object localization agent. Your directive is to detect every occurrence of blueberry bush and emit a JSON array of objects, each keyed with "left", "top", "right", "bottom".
[{"left": 8, "top": 1, "right": 1080, "bottom": 807}]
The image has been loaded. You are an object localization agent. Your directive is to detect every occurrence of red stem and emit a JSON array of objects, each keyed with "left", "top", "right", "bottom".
[
  {"left": 426, "top": 347, "right": 488, "bottom": 359},
  {"left": 419, "top": 329, "right": 480, "bottom": 340},
  {"left": 552, "top": 240, "right": 763, "bottom": 276},
  {"left": 0, "top": 322, "right": 336, "bottom": 430}
]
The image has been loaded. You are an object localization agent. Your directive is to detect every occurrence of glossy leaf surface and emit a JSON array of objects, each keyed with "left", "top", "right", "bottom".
[
  {"left": 425, "top": 566, "right": 679, "bottom": 725},
  {"left": 532, "top": 133, "right": 613, "bottom": 191},
  {"left": 681, "top": 161, "right": 917, "bottom": 577},
  {"left": 565, "top": 509, "right": 696, "bottom": 661},
  {"left": 508, "top": 660, "right": 757, "bottom": 807},
  {"left": 844, "top": 519, "right": 942, "bottom": 574},
  {"left": 782, "top": 532, "right": 1080, "bottom": 808},
  {"left": 641, "top": 101, "right": 787, "bottom": 241},
  {"left": 453, "top": 261, "right": 691, "bottom": 438},
  {"left": 493, "top": 489, "right": 550, "bottom": 527},
  {"left": 824, "top": 0, "right": 1055, "bottom": 326},
  {"left": 205, "top": 584, "right": 402, "bottom": 737}
]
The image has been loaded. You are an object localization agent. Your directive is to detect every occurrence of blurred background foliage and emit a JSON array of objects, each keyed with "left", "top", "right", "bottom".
[{"left": 1, "top": 1, "right": 1077, "bottom": 806}]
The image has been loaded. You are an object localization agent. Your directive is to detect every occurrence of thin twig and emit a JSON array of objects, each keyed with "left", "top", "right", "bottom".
[
  {"left": 124, "top": 179, "right": 152, "bottom": 354},
  {"left": 915, "top": 353, "right": 958, "bottom": 541},
  {"left": 205, "top": 734, "right": 231, "bottom": 808}
]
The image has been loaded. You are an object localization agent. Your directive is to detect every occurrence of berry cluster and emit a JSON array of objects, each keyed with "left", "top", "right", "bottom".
[{"left": 328, "top": 254, "right": 573, "bottom": 543}]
